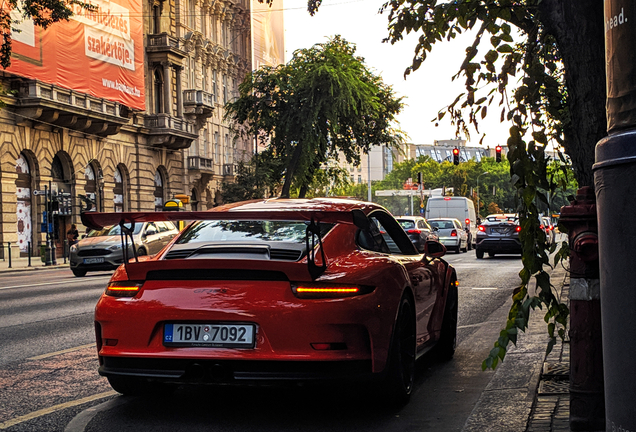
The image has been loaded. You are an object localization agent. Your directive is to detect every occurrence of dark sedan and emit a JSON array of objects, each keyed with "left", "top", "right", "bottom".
[
  {"left": 396, "top": 216, "right": 439, "bottom": 252},
  {"left": 475, "top": 214, "right": 522, "bottom": 259}
]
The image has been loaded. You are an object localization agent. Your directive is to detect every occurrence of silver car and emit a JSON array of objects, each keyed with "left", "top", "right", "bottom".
[
  {"left": 69, "top": 221, "right": 179, "bottom": 277},
  {"left": 427, "top": 218, "right": 469, "bottom": 254}
]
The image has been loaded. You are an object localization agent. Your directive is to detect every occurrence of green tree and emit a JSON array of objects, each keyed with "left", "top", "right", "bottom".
[
  {"left": 225, "top": 36, "right": 406, "bottom": 199},
  {"left": 1, "top": 0, "right": 94, "bottom": 69}
]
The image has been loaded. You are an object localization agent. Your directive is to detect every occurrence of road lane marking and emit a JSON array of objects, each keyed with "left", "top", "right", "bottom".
[
  {"left": 28, "top": 343, "right": 96, "bottom": 360},
  {"left": 0, "top": 277, "right": 110, "bottom": 290},
  {"left": 470, "top": 287, "right": 498, "bottom": 290},
  {"left": 0, "top": 391, "right": 117, "bottom": 429}
]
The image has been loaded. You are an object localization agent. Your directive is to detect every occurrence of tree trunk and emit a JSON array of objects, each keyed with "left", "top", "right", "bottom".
[
  {"left": 539, "top": 0, "right": 607, "bottom": 187},
  {"left": 280, "top": 143, "right": 303, "bottom": 198}
]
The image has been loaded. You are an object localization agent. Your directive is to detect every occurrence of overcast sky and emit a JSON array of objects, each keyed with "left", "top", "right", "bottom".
[{"left": 281, "top": 0, "right": 511, "bottom": 149}]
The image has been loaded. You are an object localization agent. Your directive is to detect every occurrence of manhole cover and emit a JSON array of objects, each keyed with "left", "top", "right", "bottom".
[
  {"left": 543, "top": 362, "right": 569, "bottom": 378},
  {"left": 538, "top": 378, "right": 569, "bottom": 395}
]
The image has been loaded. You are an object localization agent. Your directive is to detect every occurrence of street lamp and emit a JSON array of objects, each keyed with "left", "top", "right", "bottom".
[{"left": 477, "top": 171, "right": 489, "bottom": 219}]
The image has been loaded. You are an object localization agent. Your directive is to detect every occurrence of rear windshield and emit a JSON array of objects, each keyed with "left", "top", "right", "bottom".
[
  {"left": 428, "top": 220, "right": 455, "bottom": 230},
  {"left": 87, "top": 224, "right": 143, "bottom": 237},
  {"left": 176, "top": 220, "right": 334, "bottom": 244},
  {"left": 397, "top": 220, "right": 415, "bottom": 230}
]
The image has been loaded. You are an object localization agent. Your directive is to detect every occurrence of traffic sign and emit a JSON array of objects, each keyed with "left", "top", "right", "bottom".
[{"left": 33, "top": 190, "right": 47, "bottom": 196}]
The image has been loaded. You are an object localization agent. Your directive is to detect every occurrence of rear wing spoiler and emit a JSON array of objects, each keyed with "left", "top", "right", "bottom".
[
  {"left": 81, "top": 210, "right": 358, "bottom": 231},
  {"left": 80, "top": 209, "right": 370, "bottom": 280}
]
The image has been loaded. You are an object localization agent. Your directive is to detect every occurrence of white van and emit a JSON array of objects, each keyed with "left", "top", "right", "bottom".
[{"left": 425, "top": 196, "right": 477, "bottom": 249}]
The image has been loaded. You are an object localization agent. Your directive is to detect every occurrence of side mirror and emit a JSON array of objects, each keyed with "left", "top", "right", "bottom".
[{"left": 424, "top": 240, "right": 446, "bottom": 258}]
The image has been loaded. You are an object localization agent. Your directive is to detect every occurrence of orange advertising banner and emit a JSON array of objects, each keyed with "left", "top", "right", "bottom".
[{"left": 6, "top": 0, "right": 145, "bottom": 110}]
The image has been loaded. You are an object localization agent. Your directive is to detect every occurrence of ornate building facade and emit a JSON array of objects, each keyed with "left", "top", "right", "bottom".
[{"left": 0, "top": 0, "right": 284, "bottom": 259}]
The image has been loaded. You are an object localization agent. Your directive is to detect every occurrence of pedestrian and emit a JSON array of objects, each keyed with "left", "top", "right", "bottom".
[{"left": 66, "top": 224, "right": 79, "bottom": 245}]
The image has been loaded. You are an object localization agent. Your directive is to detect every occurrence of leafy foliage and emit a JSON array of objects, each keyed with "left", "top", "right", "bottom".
[
  {"left": 220, "top": 150, "right": 284, "bottom": 203},
  {"left": 1, "top": 0, "right": 95, "bottom": 69},
  {"left": 224, "top": 36, "right": 406, "bottom": 198},
  {"left": 300, "top": 0, "right": 604, "bottom": 369}
]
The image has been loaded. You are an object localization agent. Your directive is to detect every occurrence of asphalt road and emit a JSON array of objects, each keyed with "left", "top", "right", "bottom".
[{"left": 0, "top": 252, "right": 526, "bottom": 432}]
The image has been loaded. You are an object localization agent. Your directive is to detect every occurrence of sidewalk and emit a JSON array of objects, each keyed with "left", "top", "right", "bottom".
[
  {"left": 462, "top": 263, "right": 571, "bottom": 432},
  {"left": 0, "top": 255, "right": 69, "bottom": 273}
]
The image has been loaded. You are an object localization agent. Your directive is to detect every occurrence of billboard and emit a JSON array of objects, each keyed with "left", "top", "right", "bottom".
[
  {"left": 6, "top": 0, "right": 145, "bottom": 110},
  {"left": 251, "top": 0, "right": 284, "bottom": 70}
]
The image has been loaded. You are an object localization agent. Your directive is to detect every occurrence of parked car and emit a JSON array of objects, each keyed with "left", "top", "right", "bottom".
[
  {"left": 82, "top": 198, "right": 458, "bottom": 405},
  {"left": 427, "top": 218, "right": 469, "bottom": 253},
  {"left": 395, "top": 216, "right": 439, "bottom": 252},
  {"left": 69, "top": 221, "right": 179, "bottom": 277},
  {"left": 475, "top": 214, "right": 522, "bottom": 259}
]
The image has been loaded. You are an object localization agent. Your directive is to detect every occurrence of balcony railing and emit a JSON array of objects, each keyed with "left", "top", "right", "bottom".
[
  {"left": 188, "top": 156, "right": 214, "bottom": 171},
  {"left": 145, "top": 114, "right": 195, "bottom": 134},
  {"left": 184, "top": 90, "right": 214, "bottom": 108},
  {"left": 147, "top": 33, "right": 182, "bottom": 51}
]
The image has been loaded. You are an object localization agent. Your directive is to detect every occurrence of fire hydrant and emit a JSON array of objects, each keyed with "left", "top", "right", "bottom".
[{"left": 559, "top": 186, "right": 605, "bottom": 431}]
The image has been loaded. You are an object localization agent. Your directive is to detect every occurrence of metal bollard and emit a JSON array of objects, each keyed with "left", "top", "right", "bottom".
[
  {"left": 8, "top": 242, "right": 11, "bottom": 268},
  {"left": 28, "top": 241, "right": 31, "bottom": 267}
]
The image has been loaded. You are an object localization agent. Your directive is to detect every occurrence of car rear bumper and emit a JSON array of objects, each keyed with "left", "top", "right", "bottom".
[
  {"left": 98, "top": 356, "right": 375, "bottom": 383},
  {"left": 475, "top": 238, "right": 522, "bottom": 253}
]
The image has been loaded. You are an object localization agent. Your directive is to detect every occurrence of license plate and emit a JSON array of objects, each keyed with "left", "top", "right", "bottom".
[
  {"left": 83, "top": 257, "right": 105, "bottom": 264},
  {"left": 163, "top": 323, "right": 255, "bottom": 348}
]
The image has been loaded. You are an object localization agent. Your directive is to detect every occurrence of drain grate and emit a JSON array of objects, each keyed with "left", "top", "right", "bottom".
[
  {"left": 538, "top": 378, "right": 570, "bottom": 395},
  {"left": 543, "top": 362, "right": 569, "bottom": 378}
]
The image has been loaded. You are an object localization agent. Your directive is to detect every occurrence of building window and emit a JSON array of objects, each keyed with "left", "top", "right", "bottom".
[
  {"left": 358, "top": 175, "right": 362, "bottom": 184},
  {"left": 153, "top": 68, "right": 164, "bottom": 113},
  {"left": 114, "top": 166, "right": 125, "bottom": 212},
  {"left": 212, "top": 71, "right": 217, "bottom": 102},
  {"left": 222, "top": 74, "right": 227, "bottom": 103},
  {"left": 224, "top": 134, "right": 230, "bottom": 164},
  {"left": 203, "top": 129, "right": 209, "bottom": 158},
  {"left": 188, "top": 0, "right": 195, "bottom": 28},
  {"left": 15, "top": 153, "right": 32, "bottom": 254},
  {"left": 190, "top": 57, "right": 195, "bottom": 88},
  {"left": 214, "top": 132, "right": 220, "bottom": 161},
  {"left": 152, "top": 4, "right": 161, "bottom": 33},
  {"left": 202, "top": 67, "right": 208, "bottom": 91}
]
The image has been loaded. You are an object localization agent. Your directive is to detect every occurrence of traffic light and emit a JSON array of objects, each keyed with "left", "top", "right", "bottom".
[
  {"left": 417, "top": 172, "right": 422, "bottom": 186},
  {"left": 453, "top": 148, "right": 460, "bottom": 165},
  {"left": 496, "top": 145, "right": 502, "bottom": 162}
]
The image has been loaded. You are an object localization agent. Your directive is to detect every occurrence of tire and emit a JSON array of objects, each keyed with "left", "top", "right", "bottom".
[
  {"left": 455, "top": 245, "right": 461, "bottom": 254},
  {"left": 107, "top": 376, "right": 176, "bottom": 396},
  {"left": 72, "top": 269, "right": 87, "bottom": 277},
  {"left": 436, "top": 282, "right": 458, "bottom": 361},
  {"left": 488, "top": 251, "right": 496, "bottom": 258},
  {"left": 476, "top": 249, "right": 484, "bottom": 259},
  {"left": 381, "top": 295, "right": 416, "bottom": 406},
  {"left": 137, "top": 248, "right": 147, "bottom": 256}
]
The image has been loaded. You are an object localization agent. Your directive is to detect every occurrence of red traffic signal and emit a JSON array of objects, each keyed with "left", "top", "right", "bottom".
[
  {"left": 453, "top": 148, "right": 460, "bottom": 165},
  {"left": 495, "top": 145, "right": 502, "bottom": 162}
]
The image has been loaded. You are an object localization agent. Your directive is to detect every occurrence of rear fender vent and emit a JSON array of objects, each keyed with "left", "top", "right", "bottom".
[
  {"left": 146, "top": 269, "right": 289, "bottom": 281},
  {"left": 269, "top": 249, "right": 303, "bottom": 261}
]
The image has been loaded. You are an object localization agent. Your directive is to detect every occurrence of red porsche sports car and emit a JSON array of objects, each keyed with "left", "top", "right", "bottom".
[{"left": 83, "top": 198, "right": 458, "bottom": 404}]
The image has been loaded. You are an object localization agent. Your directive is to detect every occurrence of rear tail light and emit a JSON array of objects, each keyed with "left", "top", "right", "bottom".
[
  {"left": 465, "top": 218, "right": 470, "bottom": 226},
  {"left": 292, "top": 283, "right": 374, "bottom": 299},
  {"left": 540, "top": 224, "right": 545, "bottom": 230},
  {"left": 105, "top": 281, "right": 144, "bottom": 297},
  {"left": 450, "top": 230, "right": 457, "bottom": 237},
  {"left": 478, "top": 225, "right": 486, "bottom": 232},
  {"left": 548, "top": 225, "right": 554, "bottom": 230},
  {"left": 515, "top": 226, "right": 522, "bottom": 232},
  {"left": 407, "top": 229, "right": 422, "bottom": 234}
]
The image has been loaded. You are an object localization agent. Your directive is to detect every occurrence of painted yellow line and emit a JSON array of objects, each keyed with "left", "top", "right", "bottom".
[
  {"left": 0, "top": 391, "right": 117, "bottom": 429},
  {"left": 28, "top": 343, "right": 96, "bottom": 360}
]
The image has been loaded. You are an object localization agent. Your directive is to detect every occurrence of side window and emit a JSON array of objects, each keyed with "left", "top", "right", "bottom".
[
  {"left": 357, "top": 219, "right": 390, "bottom": 254},
  {"left": 164, "top": 221, "right": 177, "bottom": 231},
  {"left": 370, "top": 217, "right": 402, "bottom": 254},
  {"left": 146, "top": 222, "right": 158, "bottom": 235}
]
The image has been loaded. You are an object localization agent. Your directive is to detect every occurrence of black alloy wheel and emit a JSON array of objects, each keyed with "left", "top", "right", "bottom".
[
  {"left": 436, "top": 282, "right": 458, "bottom": 361},
  {"left": 72, "top": 269, "right": 87, "bottom": 277},
  {"left": 383, "top": 295, "right": 416, "bottom": 406}
]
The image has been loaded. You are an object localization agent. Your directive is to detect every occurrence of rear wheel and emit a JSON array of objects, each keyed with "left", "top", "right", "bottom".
[
  {"left": 381, "top": 295, "right": 416, "bottom": 406},
  {"left": 455, "top": 245, "right": 461, "bottom": 254},
  {"left": 72, "top": 269, "right": 87, "bottom": 277},
  {"left": 137, "top": 248, "right": 147, "bottom": 257},
  {"left": 476, "top": 249, "right": 484, "bottom": 259},
  {"left": 436, "top": 282, "right": 458, "bottom": 361}
]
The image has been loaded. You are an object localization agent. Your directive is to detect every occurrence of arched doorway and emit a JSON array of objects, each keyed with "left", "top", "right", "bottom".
[
  {"left": 154, "top": 170, "right": 165, "bottom": 211},
  {"left": 15, "top": 153, "right": 33, "bottom": 256},
  {"left": 51, "top": 153, "right": 73, "bottom": 258}
]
